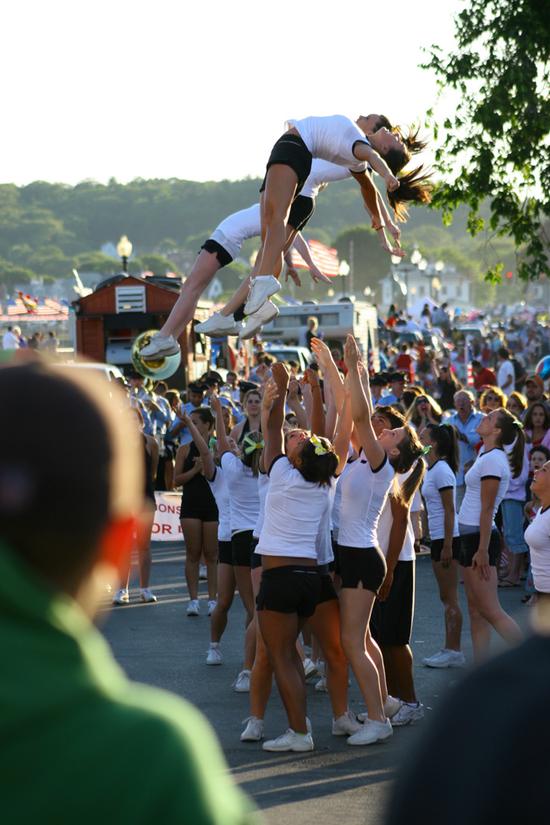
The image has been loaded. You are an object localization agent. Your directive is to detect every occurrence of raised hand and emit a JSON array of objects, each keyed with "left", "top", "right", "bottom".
[
  {"left": 310, "top": 337, "right": 333, "bottom": 370},
  {"left": 210, "top": 393, "right": 222, "bottom": 414},
  {"left": 262, "top": 378, "right": 279, "bottom": 410},
  {"left": 303, "top": 367, "right": 320, "bottom": 388},
  {"left": 271, "top": 361, "right": 290, "bottom": 392},
  {"left": 285, "top": 267, "right": 302, "bottom": 287},
  {"left": 344, "top": 334, "right": 361, "bottom": 370}
]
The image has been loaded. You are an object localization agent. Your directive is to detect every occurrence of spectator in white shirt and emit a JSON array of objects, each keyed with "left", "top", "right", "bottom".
[{"left": 496, "top": 348, "right": 515, "bottom": 398}]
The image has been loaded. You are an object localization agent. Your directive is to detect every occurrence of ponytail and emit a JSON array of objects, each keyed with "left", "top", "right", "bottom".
[
  {"left": 387, "top": 165, "right": 433, "bottom": 222},
  {"left": 496, "top": 409, "right": 526, "bottom": 478},
  {"left": 427, "top": 423, "right": 459, "bottom": 475},
  {"left": 395, "top": 458, "right": 426, "bottom": 506}
]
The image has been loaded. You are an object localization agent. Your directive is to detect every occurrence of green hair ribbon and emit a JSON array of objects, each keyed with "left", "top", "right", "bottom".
[
  {"left": 421, "top": 445, "right": 432, "bottom": 456},
  {"left": 243, "top": 434, "right": 264, "bottom": 455},
  {"left": 310, "top": 434, "right": 329, "bottom": 456}
]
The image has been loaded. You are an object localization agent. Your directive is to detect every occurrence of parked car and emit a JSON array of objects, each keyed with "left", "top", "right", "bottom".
[
  {"left": 57, "top": 361, "right": 126, "bottom": 383},
  {"left": 263, "top": 344, "right": 313, "bottom": 373}
]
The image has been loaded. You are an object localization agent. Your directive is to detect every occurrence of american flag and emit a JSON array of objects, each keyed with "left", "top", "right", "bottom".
[{"left": 289, "top": 239, "right": 340, "bottom": 277}]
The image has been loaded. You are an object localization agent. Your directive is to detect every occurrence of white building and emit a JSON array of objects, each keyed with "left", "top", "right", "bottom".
[{"left": 380, "top": 261, "right": 471, "bottom": 314}]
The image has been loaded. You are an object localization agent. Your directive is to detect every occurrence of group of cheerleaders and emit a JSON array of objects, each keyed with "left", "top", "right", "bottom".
[
  {"left": 175, "top": 333, "right": 527, "bottom": 752},
  {"left": 140, "top": 110, "right": 430, "bottom": 358}
]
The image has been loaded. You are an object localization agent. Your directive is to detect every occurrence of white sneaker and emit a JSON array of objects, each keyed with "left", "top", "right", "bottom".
[
  {"left": 347, "top": 718, "right": 393, "bottom": 746},
  {"left": 332, "top": 710, "right": 363, "bottom": 737},
  {"left": 186, "top": 599, "right": 200, "bottom": 616},
  {"left": 422, "top": 649, "right": 466, "bottom": 668},
  {"left": 240, "top": 301, "right": 279, "bottom": 340},
  {"left": 206, "top": 645, "right": 223, "bottom": 666},
  {"left": 314, "top": 676, "right": 328, "bottom": 692},
  {"left": 140, "top": 588, "right": 157, "bottom": 603},
  {"left": 303, "top": 658, "right": 318, "bottom": 680},
  {"left": 233, "top": 669, "right": 251, "bottom": 692},
  {"left": 195, "top": 313, "right": 242, "bottom": 336},
  {"left": 358, "top": 695, "right": 402, "bottom": 723},
  {"left": 263, "top": 728, "right": 314, "bottom": 752},
  {"left": 240, "top": 716, "right": 264, "bottom": 742},
  {"left": 112, "top": 588, "right": 129, "bottom": 605},
  {"left": 199, "top": 564, "right": 208, "bottom": 580},
  {"left": 140, "top": 333, "right": 180, "bottom": 360},
  {"left": 244, "top": 275, "right": 281, "bottom": 316},
  {"left": 391, "top": 701, "right": 425, "bottom": 727},
  {"left": 207, "top": 599, "right": 217, "bottom": 616}
]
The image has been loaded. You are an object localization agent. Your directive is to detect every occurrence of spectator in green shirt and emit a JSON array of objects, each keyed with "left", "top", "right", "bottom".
[{"left": 0, "top": 359, "right": 259, "bottom": 825}]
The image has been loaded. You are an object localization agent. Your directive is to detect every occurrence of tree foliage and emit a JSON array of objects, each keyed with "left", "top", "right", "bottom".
[{"left": 422, "top": 0, "right": 550, "bottom": 281}]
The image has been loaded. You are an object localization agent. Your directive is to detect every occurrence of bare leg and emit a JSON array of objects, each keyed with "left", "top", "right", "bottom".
[
  {"left": 258, "top": 610, "right": 308, "bottom": 733},
  {"left": 158, "top": 250, "right": 221, "bottom": 338},
  {"left": 181, "top": 518, "right": 203, "bottom": 601},
  {"left": 339, "top": 588, "right": 386, "bottom": 722},
  {"left": 308, "top": 599, "right": 348, "bottom": 719},
  {"left": 210, "top": 563, "right": 235, "bottom": 642},
  {"left": 137, "top": 509, "right": 155, "bottom": 588},
  {"left": 432, "top": 560, "right": 463, "bottom": 651},
  {"left": 382, "top": 645, "right": 416, "bottom": 703},
  {"left": 201, "top": 521, "right": 219, "bottom": 601},
  {"left": 256, "top": 166, "right": 297, "bottom": 276},
  {"left": 464, "top": 567, "right": 522, "bottom": 661},
  {"left": 249, "top": 566, "right": 273, "bottom": 719}
]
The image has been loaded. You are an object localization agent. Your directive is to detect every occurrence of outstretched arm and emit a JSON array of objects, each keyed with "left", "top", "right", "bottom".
[
  {"left": 350, "top": 170, "right": 403, "bottom": 256},
  {"left": 180, "top": 411, "right": 215, "bottom": 480},
  {"left": 344, "top": 334, "right": 385, "bottom": 469},
  {"left": 303, "top": 367, "right": 325, "bottom": 437},
  {"left": 290, "top": 234, "right": 332, "bottom": 284},
  {"left": 352, "top": 142, "right": 399, "bottom": 192},
  {"left": 264, "top": 363, "right": 289, "bottom": 470},
  {"left": 333, "top": 380, "right": 353, "bottom": 475},
  {"left": 310, "top": 337, "right": 345, "bottom": 413},
  {"left": 210, "top": 394, "right": 231, "bottom": 458}
]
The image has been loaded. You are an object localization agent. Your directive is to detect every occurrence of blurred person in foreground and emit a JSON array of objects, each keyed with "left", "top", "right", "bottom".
[{"left": 0, "top": 358, "right": 258, "bottom": 825}]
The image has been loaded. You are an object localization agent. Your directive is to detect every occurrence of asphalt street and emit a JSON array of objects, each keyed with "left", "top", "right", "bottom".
[{"left": 102, "top": 540, "right": 528, "bottom": 824}]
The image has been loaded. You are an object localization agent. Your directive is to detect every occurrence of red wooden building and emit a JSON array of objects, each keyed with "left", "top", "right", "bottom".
[{"left": 73, "top": 274, "right": 211, "bottom": 387}]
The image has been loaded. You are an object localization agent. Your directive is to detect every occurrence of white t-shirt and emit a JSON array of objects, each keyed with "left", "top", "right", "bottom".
[
  {"left": 257, "top": 455, "right": 334, "bottom": 559},
  {"left": 287, "top": 115, "right": 369, "bottom": 173},
  {"left": 337, "top": 454, "right": 394, "bottom": 548},
  {"left": 220, "top": 451, "right": 260, "bottom": 533},
  {"left": 207, "top": 467, "right": 231, "bottom": 542},
  {"left": 2, "top": 330, "right": 19, "bottom": 349},
  {"left": 458, "top": 448, "right": 511, "bottom": 527},
  {"left": 421, "top": 459, "right": 459, "bottom": 541},
  {"left": 210, "top": 204, "right": 261, "bottom": 261},
  {"left": 300, "top": 158, "right": 352, "bottom": 198},
  {"left": 377, "top": 469, "right": 417, "bottom": 562},
  {"left": 525, "top": 506, "right": 550, "bottom": 593},
  {"left": 253, "top": 472, "right": 270, "bottom": 539},
  {"left": 497, "top": 360, "right": 515, "bottom": 397}
]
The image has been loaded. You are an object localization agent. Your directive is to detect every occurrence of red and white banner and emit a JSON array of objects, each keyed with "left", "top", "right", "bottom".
[
  {"left": 152, "top": 491, "right": 183, "bottom": 541},
  {"left": 289, "top": 239, "right": 340, "bottom": 276}
]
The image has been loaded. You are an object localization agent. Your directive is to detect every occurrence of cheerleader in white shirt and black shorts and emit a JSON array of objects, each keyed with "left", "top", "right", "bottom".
[
  {"left": 254, "top": 362, "right": 338, "bottom": 753},
  {"left": 244, "top": 114, "right": 432, "bottom": 320},
  {"left": 457, "top": 408, "right": 524, "bottom": 660},
  {"left": 419, "top": 423, "right": 465, "bottom": 668},
  {"left": 331, "top": 335, "right": 424, "bottom": 745},
  {"left": 211, "top": 394, "right": 261, "bottom": 691}
]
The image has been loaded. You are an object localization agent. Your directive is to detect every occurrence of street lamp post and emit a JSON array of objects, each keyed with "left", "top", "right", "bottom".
[
  {"left": 116, "top": 235, "right": 133, "bottom": 275},
  {"left": 339, "top": 259, "right": 350, "bottom": 298}
]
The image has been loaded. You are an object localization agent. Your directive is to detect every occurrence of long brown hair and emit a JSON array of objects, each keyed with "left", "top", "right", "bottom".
[
  {"left": 388, "top": 425, "right": 426, "bottom": 504},
  {"left": 387, "top": 165, "right": 433, "bottom": 222},
  {"left": 495, "top": 409, "right": 526, "bottom": 478}
]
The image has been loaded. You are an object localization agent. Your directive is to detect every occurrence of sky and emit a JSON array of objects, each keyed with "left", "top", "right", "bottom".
[{"left": 1, "top": 0, "right": 463, "bottom": 186}]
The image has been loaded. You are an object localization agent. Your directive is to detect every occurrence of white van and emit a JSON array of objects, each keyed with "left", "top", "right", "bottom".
[{"left": 262, "top": 299, "right": 380, "bottom": 370}]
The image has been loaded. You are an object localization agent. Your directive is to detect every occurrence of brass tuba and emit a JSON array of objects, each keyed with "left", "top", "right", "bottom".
[{"left": 131, "top": 329, "right": 181, "bottom": 380}]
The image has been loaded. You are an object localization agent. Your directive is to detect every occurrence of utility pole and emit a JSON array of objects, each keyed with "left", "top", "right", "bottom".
[{"left": 349, "top": 239, "right": 355, "bottom": 298}]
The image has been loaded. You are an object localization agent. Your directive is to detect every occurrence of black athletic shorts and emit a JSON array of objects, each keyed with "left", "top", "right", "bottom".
[
  {"left": 256, "top": 565, "right": 321, "bottom": 618},
  {"left": 288, "top": 195, "right": 315, "bottom": 231},
  {"left": 370, "top": 560, "right": 415, "bottom": 647},
  {"left": 339, "top": 545, "right": 387, "bottom": 594},
  {"left": 250, "top": 536, "right": 262, "bottom": 569},
  {"left": 218, "top": 540, "right": 233, "bottom": 566},
  {"left": 180, "top": 502, "right": 219, "bottom": 521},
  {"left": 232, "top": 529, "right": 254, "bottom": 567},
  {"left": 200, "top": 238, "right": 233, "bottom": 268},
  {"left": 430, "top": 536, "right": 461, "bottom": 563},
  {"left": 260, "top": 133, "right": 313, "bottom": 196},
  {"left": 459, "top": 528, "right": 502, "bottom": 568}
]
